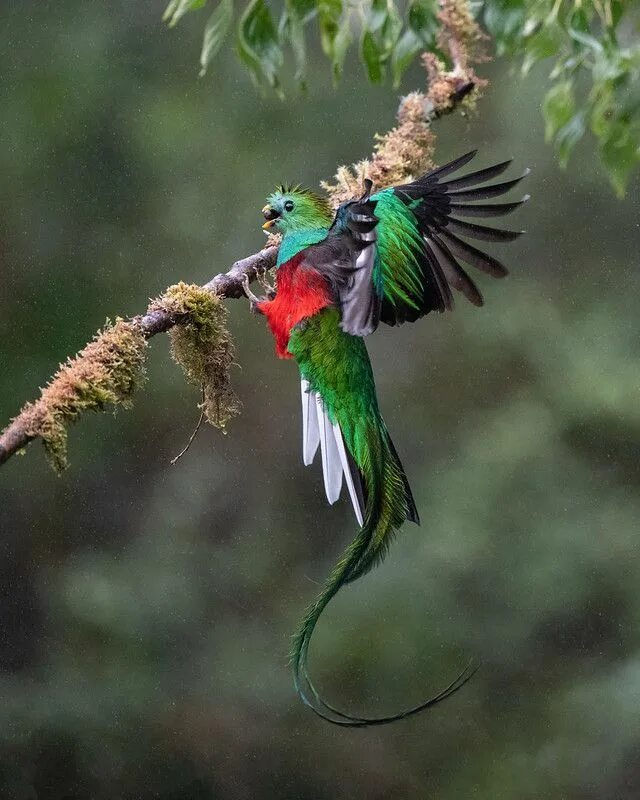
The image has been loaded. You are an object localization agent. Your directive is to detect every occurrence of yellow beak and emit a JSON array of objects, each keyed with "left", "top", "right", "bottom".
[{"left": 262, "top": 205, "right": 278, "bottom": 230}]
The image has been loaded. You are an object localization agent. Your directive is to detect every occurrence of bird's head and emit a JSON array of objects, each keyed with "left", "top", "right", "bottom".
[{"left": 261, "top": 185, "right": 333, "bottom": 235}]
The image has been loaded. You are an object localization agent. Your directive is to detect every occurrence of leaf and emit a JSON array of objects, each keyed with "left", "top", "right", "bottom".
[
  {"left": 361, "top": 29, "right": 384, "bottom": 83},
  {"left": 542, "top": 81, "right": 575, "bottom": 143},
  {"left": 555, "top": 112, "right": 586, "bottom": 167},
  {"left": 590, "top": 83, "right": 615, "bottom": 140},
  {"left": 282, "top": 0, "right": 309, "bottom": 88},
  {"left": 600, "top": 123, "right": 640, "bottom": 197},
  {"left": 391, "top": 28, "right": 422, "bottom": 87},
  {"left": 609, "top": 0, "right": 626, "bottom": 29},
  {"left": 367, "top": 0, "right": 402, "bottom": 59},
  {"left": 164, "top": 0, "right": 208, "bottom": 28},
  {"left": 407, "top": 0, "right": 437, "bottom": 38},
  {"left": 391, "top": 0, "right": 436, "bottom": 86},
  {"left": 521, "top": 23, "right": 564, "bottom": 76},
  {"left": 199, "top": 0, "right": 233, "bottom": 76},
  {"left": 360, "top": 0, "right": 403, "bottom": 84},
  {"left": 237, "top": 0, "right": 284, "bottom": 93},
  {"left": 331, "top": 18, "right": 352, "bottom": 82},
  {"left": 318, "top": 0, "right": 342, "bottom": 58},
  {"left": 366, "top": 0, "right": 389, "bottom": 34},
  {"left": 380, "top": 0, "right": 402, "bottom": 59},
  {"left": 568, "top": 25, "right": 604, "bottom": 55},
  {"left": 482, "top": 0, "right": 526, "bottom": 56}
]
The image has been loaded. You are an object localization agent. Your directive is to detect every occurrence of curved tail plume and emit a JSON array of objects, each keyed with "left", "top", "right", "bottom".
[
  {"left": 288, "top": 309, "right": 476, "bottom": 726},
  {"left": 290, "top": 376, "right": 475, "bottom": 725},
  {"left": 290, "top": 498, "right": 477, "bottom": 727}
]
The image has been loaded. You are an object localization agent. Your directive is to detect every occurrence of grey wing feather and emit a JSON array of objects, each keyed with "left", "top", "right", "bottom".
[
  {"left": 299, "top": 193, "right": 381, "bottom": 337},
  {"left": 338, "top": 238, "right": 380, "bottom": 336}
]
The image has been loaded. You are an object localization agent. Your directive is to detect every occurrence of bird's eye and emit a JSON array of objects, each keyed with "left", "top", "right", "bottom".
[{"left": 284, "top": 200, "right": 294, "bottom": 212}]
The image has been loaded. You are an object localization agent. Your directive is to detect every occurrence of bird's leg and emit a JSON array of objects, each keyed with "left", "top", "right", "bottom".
[
  {"left": 242, "top": 273, "right": 260, "bottom": 303},
  {"left": 242, "top": 274, "right": 265, "bottom": 314}
]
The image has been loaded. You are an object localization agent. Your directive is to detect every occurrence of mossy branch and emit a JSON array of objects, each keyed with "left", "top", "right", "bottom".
[
  {"left": 154, "top": 283, "right": 241, "bottom": 431},
  {"left": 13, "top": 319, "right": 148, "bottom": 474},
  {"left": 0, "top": 0, "right": 485, "bottom": 472}
]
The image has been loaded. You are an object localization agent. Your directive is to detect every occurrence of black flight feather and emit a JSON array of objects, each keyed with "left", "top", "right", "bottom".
[
  {"left": 448, "top": 197, "right": 529, "bottom": 217},
  {"left": 299, "top": 153, "right": 527, "bottom": 336},
  {"left": 444, "top": 217, "right": 524, "bottom": 243},
  {"left": 446, "top": 170, "right": 530, "bottom": 201},
  {"left": 428, "top": 234, "right": 484, "bottom": 307},
  {"left": 383, "top": 151, "right": 527, "bottom": 320},
  {"left": 441, "top": 158, "right": 513, "bottom": 191},
  {"left": 437, "top": 228, "right": 509, "bottom": 278}
]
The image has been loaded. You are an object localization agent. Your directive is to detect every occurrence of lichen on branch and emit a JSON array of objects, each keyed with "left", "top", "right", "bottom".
[
  {"left": 17, "top": 319, "right": 148, "bottom": 474},
  {"left": 153, "top": 282, "right": 240, "bottom": 431}
]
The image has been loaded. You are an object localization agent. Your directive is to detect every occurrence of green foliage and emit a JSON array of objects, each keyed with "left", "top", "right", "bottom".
[
  {"left": 165, "top": 0, "right": 439, "bottom": 90},
  {"left": 392, "top": 0, "right": 439, "bottom": 87},
  {"left": 483, "top": 0, "right": 640, "bottom": 195},
  {"left": 163, "top": 0, "right": 208, "bottom": 28},
  {"left": 199, "top": 0, "right": 233, "bottom": 76},
  {"left": 238, "top": 0, "right": 284, "bottom": 94},
  {"left": 166, "top": 0, "right": 640, "bottom": 195}
]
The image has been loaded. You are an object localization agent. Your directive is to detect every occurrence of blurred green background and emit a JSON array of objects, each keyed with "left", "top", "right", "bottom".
[{"left": 1, "top": 3, "right": 640, "bottom": 799}]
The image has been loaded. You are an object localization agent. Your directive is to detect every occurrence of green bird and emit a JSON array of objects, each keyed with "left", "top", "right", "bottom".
[{"left": 246, "top": 151, "right": 528, "bottom": 726}]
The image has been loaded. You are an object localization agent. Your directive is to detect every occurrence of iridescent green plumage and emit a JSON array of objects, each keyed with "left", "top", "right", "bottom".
[
  {"left": 371, "top": 189, "right": 425, "bottom": 308},
  {"left": 254, "top": 151, "right": 528, "bottom": 725},
  {"left": 288, "top": 309, "right": 423, "bottom": 722}
]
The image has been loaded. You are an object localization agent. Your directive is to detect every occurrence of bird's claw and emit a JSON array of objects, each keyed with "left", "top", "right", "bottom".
[{"left": 242, "top": 274, "right": 268, "bottom": 314}]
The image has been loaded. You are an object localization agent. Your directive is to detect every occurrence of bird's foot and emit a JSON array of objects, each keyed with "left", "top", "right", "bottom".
[{"left": 242, "top": 274, "right": 269, "bottom": 314}]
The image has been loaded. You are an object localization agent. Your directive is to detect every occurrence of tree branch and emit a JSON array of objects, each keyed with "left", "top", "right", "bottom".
[
  {"left": 137, "top": 246, "right": 280, "bottom": 336},
  {"left": 0, "top": 0, "right": 485, "bottom": 469}
]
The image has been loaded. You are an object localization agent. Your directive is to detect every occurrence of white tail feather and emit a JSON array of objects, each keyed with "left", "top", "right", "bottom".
[
  {"left": 331, "top": 422, "right": 364, "bottom": 526},
  {"left": 300, "top": 378, "right": 363, "bottom": 524},
  {"left": 300, "top": 379, "right": 320, "bottom": 466},
  {"left": 315, "top": 393, "right": 343, "bottom": 504}
]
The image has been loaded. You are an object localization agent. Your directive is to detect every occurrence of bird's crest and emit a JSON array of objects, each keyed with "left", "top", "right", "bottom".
[
  {"left": 276, "top": 182, "right": 302, "bottom": 194},
  {"left": 266, "top": 184, "right": 334, "bottom": 229}
]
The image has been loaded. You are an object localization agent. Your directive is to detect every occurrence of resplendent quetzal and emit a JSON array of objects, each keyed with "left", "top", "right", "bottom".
[{"left": 245, "top": 151, "right": 528, "bottom": 726}]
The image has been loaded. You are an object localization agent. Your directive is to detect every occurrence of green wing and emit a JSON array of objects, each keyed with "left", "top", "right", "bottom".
[{"left": 372, "top": 150, "right": 529, "bottom": 326}]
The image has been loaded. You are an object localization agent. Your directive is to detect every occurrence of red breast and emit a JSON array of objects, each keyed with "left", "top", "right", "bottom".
[{"left": 258, "top": 255, "right": 333, "bottom": 358}]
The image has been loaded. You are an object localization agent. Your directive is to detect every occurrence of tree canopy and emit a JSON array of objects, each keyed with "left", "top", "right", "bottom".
[{"left": 166, "top": 0, "right": 640, "bottom": 195}]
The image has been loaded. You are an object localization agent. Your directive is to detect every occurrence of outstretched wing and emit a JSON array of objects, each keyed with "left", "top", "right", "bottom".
[
  {"left": 373, "top": 150, "right": 529, "bottom": 325},
  {"left": 300, "top": 151, "right": 528, "bottom": 336}
]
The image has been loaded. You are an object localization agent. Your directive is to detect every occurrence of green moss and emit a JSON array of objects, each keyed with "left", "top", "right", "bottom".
[
  {"left": 158, "top": 283, "right": 241, "bottom": 430},
  {"left": 22, "top": 319, "right": 148, "bottom": 473}
]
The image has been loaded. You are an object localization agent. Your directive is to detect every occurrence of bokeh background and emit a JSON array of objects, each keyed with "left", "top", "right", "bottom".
[{"left": 1, "top": 3, "right": 640, "bottom": 799}]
